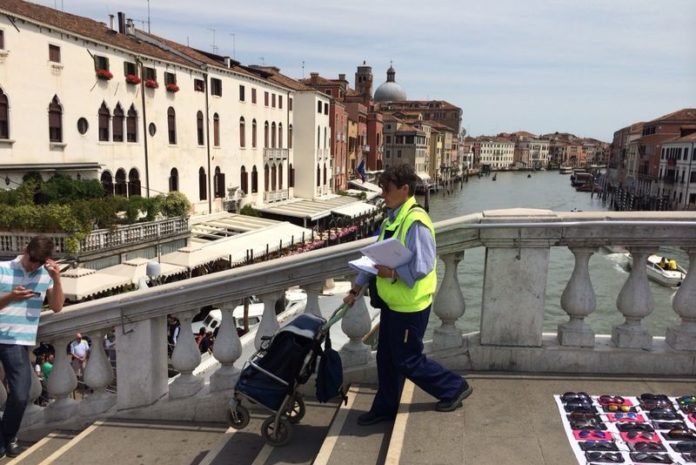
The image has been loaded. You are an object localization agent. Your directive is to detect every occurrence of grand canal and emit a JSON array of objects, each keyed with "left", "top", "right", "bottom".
[{"left": 420, "top": 170, "right": 688, "bottom": 336}]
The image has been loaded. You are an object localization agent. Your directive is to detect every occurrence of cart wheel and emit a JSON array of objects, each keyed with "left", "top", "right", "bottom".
[
  {"left": 228, "top": 404, "right": 250, "bottom": 429},
  {"left": 286, "top": 395, "right": 306, "bottom": 424},
  {"left": 261, "top": 416, "right": 293, "bottom": 447}
]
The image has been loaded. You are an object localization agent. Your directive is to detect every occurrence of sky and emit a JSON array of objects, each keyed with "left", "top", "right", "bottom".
[{"left": 38, "top": 0, "right": 696, "bottom": 141}]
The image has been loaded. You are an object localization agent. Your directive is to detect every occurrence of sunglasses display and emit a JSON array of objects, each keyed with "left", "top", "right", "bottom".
[{"left": 557, "top": 392, "right": 696, "bottom": 465}]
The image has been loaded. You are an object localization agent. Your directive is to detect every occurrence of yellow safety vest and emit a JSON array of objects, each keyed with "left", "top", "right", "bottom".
[{"left": 375, "top": 196, "right": 437, "bottom": 312}]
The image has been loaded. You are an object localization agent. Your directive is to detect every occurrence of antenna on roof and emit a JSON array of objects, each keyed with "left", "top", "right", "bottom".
[
  {"left": 229, "top": 33, "right": 236, "bottom": 59},
  {"left": 146, "top": 0, "right": 151, "bottom": 33},
  {"left": 301, "top": 61, "right": 305, "bottom": 79},
  {"left": 208, "top": 27, "right": 218, "bottom": 54}
]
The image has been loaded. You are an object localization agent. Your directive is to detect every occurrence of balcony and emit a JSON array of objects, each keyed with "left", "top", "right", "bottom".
[
  {"left": 263, "top": 148, "right": 289, "bottom": 163},
  {"left": 263, "top": 189, "right": 289, "bottom": 203}
]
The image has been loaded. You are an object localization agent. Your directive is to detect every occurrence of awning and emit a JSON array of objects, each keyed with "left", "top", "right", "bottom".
[
  {"left": 100, "top": 257, "right": 187, "bottom": 284},
  {"left": 61, "top": 267, "right": 132, "bottom": 301},
  {"left": 348, "top": 179, "right": 382, "bottom": 194},
  {"left": 159, "top": 247, "right": 229, "bottom": 269},
  {"left": 257, "top": 195, "right": 362, "bottom": 221},
  {"left": 331, "top": 202, "right": 378, "bottom": 218},
  {"left": 416, "top": 172, "right": 431, "bottom": 182}
]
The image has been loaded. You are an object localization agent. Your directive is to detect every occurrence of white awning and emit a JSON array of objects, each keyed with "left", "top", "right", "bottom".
[
  {"left": 61, "top": 268, "right": 132, "bottom": 302},
  {"left": 257, "top": 196, "right": 362, "bottom": 221},
  {"left": 416, "top": 172, "right": 431, "bottom": 182},
  {"left": 100, "top": 258, "right": 187, "bottom": 284},
  {"left": 348, "top": 179, "right": 382, "bottom": 193},
  {"left": 159, "top": 247, "right": 229, "bottom": 269},
  {"left": 331, "top": 202, "right": 378, "bottom": 218}
]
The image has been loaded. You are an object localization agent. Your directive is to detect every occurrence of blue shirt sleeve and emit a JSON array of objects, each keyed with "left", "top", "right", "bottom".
[{"left": 395, "top": 221, "right": 436, "bottom": 288}]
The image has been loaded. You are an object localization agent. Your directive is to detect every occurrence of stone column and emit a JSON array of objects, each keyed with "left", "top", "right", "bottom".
[
  {"left": 80, "top": 330, "right": 116, "bottom": 415},
  {"left": 303, "top": 282, "right": 323, "bottom": 317},
  {"left": 666, "top": 248, "right": 696, "bottom": 350},
  {"left": 433, "top": 252, "right": 465, "bottom": 351},
  {"left": 45, "top": 337, "right": 79, "bottom": 422},
  {"left": 557, "top": 247, "right": 596, "bottom": 347},
  {"left": 116, "top": 316, "right": 168, "bottom": 410},
  {"left": 210, "top": 301, "right": 243, "bottom": 392},
  {"left": 255, "top": 291, "right": 282, "bottom": 350},
  {"left": 21, "top": 360, "right": 44, "bottom": 428},
  {"left": 339, "top": 294, "right": 371, "bottom": 367},
  {"left": 169, "top": 310, "right": 203, "bottom": 399},
  {"left": 612, "top": 247, "right": 654, "bottom": 350}
]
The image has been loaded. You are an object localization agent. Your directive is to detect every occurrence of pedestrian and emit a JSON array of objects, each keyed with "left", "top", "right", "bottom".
[
  {"left": 69, "top": 332, "right": 90, "bottom": 380},
  {"left": 343, "top": 164, "right": 472, "bottom": 426},
  {"left": 0, "top": 235, "right": 64, "bottom": 458}
]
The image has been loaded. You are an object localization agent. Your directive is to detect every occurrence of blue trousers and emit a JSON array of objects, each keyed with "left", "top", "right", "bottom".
[
  {"left": 0, "top": 344, "right": 32, "bottom": 445},
  {"left": 371, "top": 306, "right": 467, "bottom": 417}
]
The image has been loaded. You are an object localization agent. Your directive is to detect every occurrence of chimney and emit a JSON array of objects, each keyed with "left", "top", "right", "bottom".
[
  {"left": 126, "top": 18, "right": 135, "bottom": 35},
  {"left": 338, "top": 73, "right": 346, "bottom": 81},
  {"left": 117, "top": 12, "right": 126, "bottom": 34},
  {"left": 109, "top": 14, "right": 115, "bottom": 31},
  {"left": 310, "top": 72, "right": 319, "bottom": 84}
]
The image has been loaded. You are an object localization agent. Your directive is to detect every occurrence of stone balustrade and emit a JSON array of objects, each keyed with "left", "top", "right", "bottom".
[{"left": 20, "top": 209, "right": 696, "bottom": 432}]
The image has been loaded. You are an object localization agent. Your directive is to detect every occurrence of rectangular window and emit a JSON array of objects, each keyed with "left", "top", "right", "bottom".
[
  {"left": 386, "top": 135, "right": 391, "bottom": 144},
  {"left": 272, "top": 94, "right": 276, "bottom": 108},
  {"left": 194, "top": 79, "right": 205, "bottom": 92},
  {"left": 397, "top": 150, "right": 402, "bottom": 158},
  {"left": 164, "top": 72, "right": 176, "bottom": 85},
  {"left": 124, "top": 61, "right": 137, "bottom": 76},
  {"left": 143, "top": 67, "right": 156, "bottom": 81},
  {"left": 211, "top": 78, "right": 222, "bottom": 96},
  {"left": 264, "top": 91, "right": 269, "bottom": 106},
  {"left": 289, "top": 98, "right": 293, "bottom": 111},
  {"left": 239, "top": 85, "right": 245, "bottom": 101},
  {"left": 279, "top": 96, "right": 283, "bottom": 109},
  {"left": 0, "top": 30, "right": 4, "bottom": 49},
  {"left": 317, "top": 101, "right": 322, "bottom": 113},
  {"left": 48, "top": 44, "right": 61, "bottom": 63},
  {"left": 324, "top": 103, "right": 329, "bottom": 115},
  {"left": 691, "top": 171, "right": 696, "bottom": 183},
  {"left": 251, "top": 88, "right": 257, "bottom": 103},
  {"left": 94, "top": 55, "right": 109, "bottom": 71}
]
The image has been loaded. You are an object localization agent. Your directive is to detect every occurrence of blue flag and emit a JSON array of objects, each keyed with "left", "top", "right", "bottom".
[{"left": 356, "top": 159, "right": 366, "bottom": 182}]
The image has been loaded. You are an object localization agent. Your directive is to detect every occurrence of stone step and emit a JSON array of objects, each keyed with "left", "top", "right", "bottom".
[
  {"left": 313, "top": 384, "right": 393, "bottom": 465},
  {"left": 2, "top": 430, "right": 78, "bottom": 465}
]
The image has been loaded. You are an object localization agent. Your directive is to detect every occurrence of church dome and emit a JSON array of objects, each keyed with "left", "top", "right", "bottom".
[{"left": 374, "top": 65, "right": 407, "bottom": 102}]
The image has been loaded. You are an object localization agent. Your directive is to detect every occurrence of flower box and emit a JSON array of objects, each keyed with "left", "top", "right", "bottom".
[
  {"left": 165, "top": 83, "right": 180, "bottom": 93},
  {"left": 125, "top": 74, "right": 141, "bottom": 85},
  {"left": 144, "top": 79, "right": 159, "bottom": 89},
  {"left": 96, "top": 69, "right": 113, "bottom": 80}
]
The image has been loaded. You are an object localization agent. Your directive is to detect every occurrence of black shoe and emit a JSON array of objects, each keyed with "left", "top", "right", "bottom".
[
  {"left": 436, "top": 384, "right": 473, "bottom": 412},
  {"left": 6, "top": 438, "right": 24, "bottom": 458},
  {"left": 0, "top": 447, "right": 5, "bottom": 460},
  {"left": 357, "top": 411, "right": 394, "bottom": 426}
]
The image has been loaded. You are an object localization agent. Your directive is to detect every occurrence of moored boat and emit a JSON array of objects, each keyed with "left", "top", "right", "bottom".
[
  {"left": 626, "top": 254, "right": 687, "bottom": 287},
  {"left": 559, "top": 166, "right": 573, "bottom": 174}
]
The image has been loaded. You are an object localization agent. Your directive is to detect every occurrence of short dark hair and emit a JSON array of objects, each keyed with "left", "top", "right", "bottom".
[
  {"left": 378, "top": 164, "right": 418, "bottom": 196},
  {"left": 26, "top": 236, "right": 54, "bottom": 262}
]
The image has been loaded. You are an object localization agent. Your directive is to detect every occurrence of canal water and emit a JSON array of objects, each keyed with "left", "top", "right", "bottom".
[{"left": 419, "top": 170, "right": 688, "bottom": 337}]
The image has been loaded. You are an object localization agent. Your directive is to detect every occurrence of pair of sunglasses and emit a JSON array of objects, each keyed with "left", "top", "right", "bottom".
[
  {"left": 613, "top": 412, "right": 638, "bottom": 420},
  {"left": 627, "top": 430, "right": 654, "bottom": 440},
  {"left": 630, "top": 442, "right": 666, "bottom": 453},
  {"left": 674, "top": 442, "right": 696, "bottom": 453},
  {"left": 665, "top": 428, "right": 696, "bottom": 440},
  {"left": 642, "top": 399, "right": 675, "bottom": 410},
  {"left": 681, "top": 404, "right": 696, "bottom": 414},
  {"left": 629, "top": 452, "right": 672, "bottom": 463},
  {"left": 598, "top": 395, "right": 625, "bottom": 406},
  {"left": 571, "top": 419, "right": 605, "bottom": 431},
  {"left": 605, "top": 404, "right": 633, "bottom": 413},
  {"left": 564, "top": 402, "right": 594, "bottom": 412},
  {"left": 652, "top": 420, "right": 687, "bottom": 430},
  {"left": 579, "top": 430, "right": 609, "bottom": 439},
  {"left": 641, "top": 393, "right": 670, "bottom": 401},
  {"left": 569, "top": 411, "right": 599, "bottom": 421},
  {"left": 681, "top": 452, "right": 696, "bottom": 462},
  {"left": 580, "top": 440, "right": 618, "bottom": 452},
  {"left": 585, "top": 451, "right": 624, "bottom": 463},
  {"left": 677, "top": 395, "right": 696, "bottom": 405},
  {"left": 649, "top": 409, "right": 681, "bottom": 421},
  {"left": 617, "top": 422, "right": 654, "bottom": 433},
  {"left": 562, "top": 391, "right": 590, "bottom": 402}
]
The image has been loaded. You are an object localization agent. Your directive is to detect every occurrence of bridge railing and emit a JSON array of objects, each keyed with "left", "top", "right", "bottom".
[{"left": 19, "top": 209, "right": 696, "bottom": 430}]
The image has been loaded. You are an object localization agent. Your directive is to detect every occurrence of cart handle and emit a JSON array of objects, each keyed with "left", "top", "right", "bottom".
[{"left": 322, "top": 284, "right": 367, "bottom": 331}]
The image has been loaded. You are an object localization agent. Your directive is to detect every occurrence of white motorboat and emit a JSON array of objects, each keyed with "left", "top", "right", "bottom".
[{"left": 626, "top": 254, "right": 687, "bottom": 287}]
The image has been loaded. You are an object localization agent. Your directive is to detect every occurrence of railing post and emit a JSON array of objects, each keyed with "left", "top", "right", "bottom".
[
  {"left": 80, "top": 329, "right": 116, "bottom": 415},
  {"left": 20, "top": 360, "right": 44, "bottom": 428},
  {"left": 612, "top": 247, "right": 655, "bottom": 349},
  {"left": 210, "top": 301, "right": 243, "bottom": 392},
  {"left": 303, "top": 282, "right": 323, "bottom": 317},
  {"left": 666, "top": 248, "right": 696, "bottom": 350},
  {"left": 169, "top": 310, "right": 203, "bottom": 399},
  {"left": 433, "top": 251, "right": 465, "bottom": 350},
  {"left": 45, "top": 337, "right": 79, "bottom": 422},
  {"left": 339, "top": 292, "right": 371, "bottom": 367},
  {"left": 255, "top": 291, "right": 282, "bottom": 350},
  {"left": 558, "top": 247, "right": 596, "bottom": 347}
]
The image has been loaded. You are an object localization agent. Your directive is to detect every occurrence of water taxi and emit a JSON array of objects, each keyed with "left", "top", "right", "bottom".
[{"left": 626, "top": 254, "right": 687, "bottom": 287}]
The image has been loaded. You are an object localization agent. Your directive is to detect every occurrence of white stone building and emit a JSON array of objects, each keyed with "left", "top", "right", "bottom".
[
  {"left": 657, "top": 133, "right": 696, "bottom": 209},
  {"left": 479, "top": 138, "right": 515, "bottom": 170}
]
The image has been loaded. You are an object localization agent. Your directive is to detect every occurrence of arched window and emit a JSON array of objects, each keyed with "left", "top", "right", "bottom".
[
  {"left": 214, "top": 166, "right": 225, "bottom": 198},
  {"left": 169, "top": 168, "right": 179, "bottom": 192},
  {"left": 48, "top": 96, "right": 63, "bottom": 142},
  {"left": 278, "top": 123, "right": 283, "bottom": 149},
  {"left": 196, "top": 111, "right": 204, "bottom": 145},
  {"left": 0, "top": 88, "right": 9, "bottom": 139},
  {"left": 323, "top": 163, "right": 327, "bottom": 185},
  {"left": 100, "top": 171, "right": 113, "bottom": 196},
  {"left": 289, "top": 163, "right": 294, "bottom": 188},
  {"left": 128, "top": 168, "right": 141, "bottom": 197},
  {"left": 126, "top": 105, "right": 137, "bottom": 142},
  {"left": 271, "top": 122, "right": 276, "bottom": 148},
  {"left": 264, "top": 121, "right": 269, "bottom": 148},
  {"left": 239, "top": 117, "right": 246, "bottom": 148},
  {"left": 278, "top": 164, "right": 284, "bottom": 190},
  {"left": 113, "top": 103, "right": 124, "bottom": 142},
  {"left": 252, "top": 119, "right": 257, "bottom": 148},
  {"left": 271, "top": 164, "right": 277, "bottom": 191},
  {"left": 198, "top": 167, "right": 207, "bottom": 201},
  {"left": 288, "top": 124, "right": 293, "bottom": 149},
  {"left": 251, "top": 165, "right": 258, "bottom": 193},
  {"left": 240, "top": 165, "right": 248, "bottom": 194},
  {"left": 98, "top": 102, "right": 110, "bottom": 142},
  {"left": 317, "top": 126, "right": 320, "bottom": 148},
  {"left": 167, "top": 107, "right": 176, "bottom": 144},
  {"left": 213, "top": 113, "right": 220, "bottom": 147},
  {"left": 316, "top": 164, "right": 320, "bottom": 187},
  {"left": 115, "top": 168, "right": 127, "bottom": 196},
  {"left": 264, "top": 164, "right": 269, "bottom": 192}
]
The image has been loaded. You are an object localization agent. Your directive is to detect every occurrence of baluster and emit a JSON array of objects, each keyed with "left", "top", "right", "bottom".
[
  {"left": 303, "top": 282, "right": 323, "bottom": 317},
  {"left": 612, "top": 247, "right": 654, "bottom": 349},
  {"left": 210, "top": 301, "right": 243, "bottom": 392},
  {"left": 80, "top": 330, "right": 116, "bottom": 415},
  {"left": 169, "top": 311, "right": 203, "bottom": 399},
  {"left": 20, "top": 359, "right": 44, "bottom": 427},
  {"left": 433, "top": 252, "right": 466, "bottom": 350},
  {"left": 45, "top": 337, "right": 79, "bottom": 422},
  {"left": 339, "top": 291, "right": 371, "bottom": 367},
  {"left": 666, "top": 248, "right": 696, "bottom": 350},
  {"left": 255, "top": 292, "right": 282, "bottom": 350},
  {"left": 558, "top": 247, "right": 596, "bottom": 347}
]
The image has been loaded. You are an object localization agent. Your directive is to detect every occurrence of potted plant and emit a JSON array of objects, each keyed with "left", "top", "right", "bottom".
[
  {"left": 125, "top": 74, "right": 141, "bottom": 85},
  {"left": 165, "top": 83, "right": 180, "bottom": 93},
  {"left": 96, "top": 69, "right": 113, "bottom": 80},
  {"left": 144, "top": 79, "right": 159, "bottom": 89}
]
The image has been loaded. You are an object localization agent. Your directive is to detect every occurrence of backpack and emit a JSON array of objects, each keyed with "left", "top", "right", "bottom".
[{"left": 315, "top": 333, "right": 346, "bottom": 404}]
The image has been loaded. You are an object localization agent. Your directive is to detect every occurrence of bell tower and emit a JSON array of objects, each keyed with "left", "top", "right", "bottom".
[{"left": 355, "top": 61, "right": 373, "bottom": 100}]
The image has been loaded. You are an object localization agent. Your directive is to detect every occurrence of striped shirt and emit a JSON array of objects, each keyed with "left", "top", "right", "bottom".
[{"left": 0, "top": 256, "right": 53, "bottom": 346}]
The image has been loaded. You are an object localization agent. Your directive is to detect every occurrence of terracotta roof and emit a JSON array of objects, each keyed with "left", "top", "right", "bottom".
[
  {"left": 247, "top": 66, "right": 314, "bottom": 91},
  {"left": 649, "top": 108, "right": 696, "bottom": 123},
  {"left": 664, "top": 132, "right": 696, "bottom": 143},
  {"left": 299, "top": 74, "right": 336, "bottom": 86}
]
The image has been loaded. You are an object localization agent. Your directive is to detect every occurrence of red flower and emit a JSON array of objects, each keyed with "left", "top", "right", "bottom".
[
  {"left": 144, "top": 79, "right": 159, "bottom": 89},
  {"left": 96, "top": 69, "right": 113, "bottom": 80},
  {"left": 165, "top": 83, "right": 180, "bottom": 93},
  {"left": 125, "top": 74, "right": 141, "bottom": 85}
]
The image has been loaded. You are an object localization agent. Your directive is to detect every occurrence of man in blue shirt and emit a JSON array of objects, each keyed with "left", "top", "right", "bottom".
[{"left": 0, "top": 236, "right": 64, "bottom": 458}]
